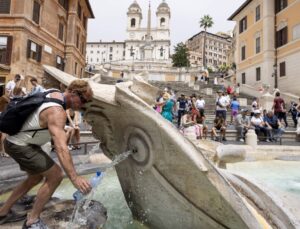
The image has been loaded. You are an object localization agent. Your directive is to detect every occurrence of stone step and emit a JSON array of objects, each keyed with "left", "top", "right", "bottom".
[{"left": 208, "top": 130, "right": 297, "bottom": 142}]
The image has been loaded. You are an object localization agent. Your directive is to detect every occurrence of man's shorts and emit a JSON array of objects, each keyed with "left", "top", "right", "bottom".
[
  {"left": 4, "top": 139, "right": 55, "bottom": 175},
  {"left": 216, "top": 110, "right": 227, "bottom": 120}
]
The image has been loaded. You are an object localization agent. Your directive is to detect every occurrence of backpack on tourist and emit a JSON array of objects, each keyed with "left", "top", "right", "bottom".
[{"left": 0, "top": 90, "right": 64, "bottom": 135}]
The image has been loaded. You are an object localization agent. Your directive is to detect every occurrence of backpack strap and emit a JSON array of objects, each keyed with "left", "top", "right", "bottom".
[
  {"left": 22, "top": 90, "right": 66, "bottom": 133},
  {"left": 42, "top": 89, "right": 66, "bottom": 110}
]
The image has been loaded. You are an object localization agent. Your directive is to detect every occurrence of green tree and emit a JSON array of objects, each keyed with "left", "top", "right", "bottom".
[
  {"left": 171, "top": 42, "right": 190, "bottom": 67},
  {"left": 199, "top": 15, "right": 214, "bottom": 69}
]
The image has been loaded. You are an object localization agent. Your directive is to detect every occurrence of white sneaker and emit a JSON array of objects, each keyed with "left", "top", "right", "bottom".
[{"left": 239, "top": 138, "right": 244, "bottom": 142}]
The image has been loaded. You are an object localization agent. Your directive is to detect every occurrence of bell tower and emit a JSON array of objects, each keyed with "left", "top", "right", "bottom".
[
  {"left": 156, "top": 0, "right": 170, "bottom": 30},
  {"left": 127, "top": 0, "right": 142, "bottom": 32}
]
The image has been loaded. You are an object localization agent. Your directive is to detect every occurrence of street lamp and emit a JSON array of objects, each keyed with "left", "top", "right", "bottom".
[{"left": 273, "top": 64, "right": 278, "bottom": 89}]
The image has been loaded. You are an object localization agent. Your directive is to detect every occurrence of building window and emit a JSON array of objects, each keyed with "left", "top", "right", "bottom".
[
  {"left": 83, "top": 16, "right": 87, "bottom": 29},
  {"left": 241, "top": 46, "right": 246, "bottom": 61},
  {"left": 77, "top": 3, "right": 81, "bottom": 20},
  {"left": 58, "top": 22, "right": 64, "bottom": 41},
  {"left": 276, "top": 27, "right": 288, "bottom": 47},
  {"left": 256, "top": 67, "right": 261, "bottom": 81},
  {"left": 241, "top": 73, "right": 246, "bottom": 84},
  {"left": 293, "top": 24, "right": 300, "bottom": 40},
  {"left": 239, "top": 17, "right": 247, "bottom": 33},
  {"left": 32, "top": 0, "right": 41, "bottom": 24},
  {"left": 56, "top": 55, "right": 64, "bottom": 71},
  {"left": 76, "top": 32, "right": 80, "bottom": 48},
  {"left": 131, "top": 18, "right": 136, "bottom": 28},
  {"left": 275, "top": 0, "right": 287, "bottom": 13},
  {"left": 256, "top": 37, "right": 261, "bottom": 53},
  {"left": 110, "top": 47, "right": 113, "bottom": 52},
  {"left": 74, "top": 62, "right": 77, "bottom": 74},
  {"left": 26, "top": 40, "right": 42, "bottom": 62},
  {"left": 81, "top": 41, "right": 84, "bottom": 54},
  {"left": 0, "top": 36, "right": 13, "bottom": 65},
  {"left": 109, "top": 54, "right": 112, "bottom": 61},
  {"left": 279, "top": 62, "right": 286, "bottom": 77},
  {"left": 0, "top": 0, "right": 11, "bottom": 14},
  {"left": 58, "top": 0, "right": 68, "bottom": 11},
  {"left": 160, "top": 17, "right": 166, "bottom": 27},
  {"left": 256, "top": 5, "right": 261, "bottom": 21}
]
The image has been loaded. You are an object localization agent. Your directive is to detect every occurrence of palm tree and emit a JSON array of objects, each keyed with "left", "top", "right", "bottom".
[{"left": 199, "top": 15, "right": 214, "bottom": 69}]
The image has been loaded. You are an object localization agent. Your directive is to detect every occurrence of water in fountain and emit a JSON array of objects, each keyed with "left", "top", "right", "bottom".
[{"left": 68, "top": 150, "right": 134, "bottom": 228}]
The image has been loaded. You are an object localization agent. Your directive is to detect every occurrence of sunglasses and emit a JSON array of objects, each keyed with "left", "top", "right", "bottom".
[{"left": 76, "top": 92, "right": 88, "bottom": 104}]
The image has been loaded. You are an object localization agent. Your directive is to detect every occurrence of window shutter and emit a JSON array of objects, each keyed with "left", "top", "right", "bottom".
[
  {"left": 0, "top": 0, "right": 11, "bottom": 14},
  {"left": 280, "top": 62, "right": 286, "bottom": 77},
  {"left": 33, "top": 1, "right": 40, "bottom": 24},
  {"left": 27, "top": 40, "right": 31, "bottom": 58},
  {"left": 37, "top": 44, "right": 42, "bottom": 62},
  {"left": 283, "top": 27, "right": 288, "bottom": 45},
  {"left": 275, "top": 0, "right": 279, "bottom": 13},
  {"left": 5, "top": 36, "right": 13, "bottom": 65}
]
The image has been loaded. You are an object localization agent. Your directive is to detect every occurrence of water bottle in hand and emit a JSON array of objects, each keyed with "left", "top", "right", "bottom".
[{"left": 73, "top": 171, "right": 104, "bottom": 201}]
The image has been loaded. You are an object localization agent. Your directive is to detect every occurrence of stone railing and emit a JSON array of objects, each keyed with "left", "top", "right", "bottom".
[{"left": 223, "top": 80, "right": 299, "bottom": 104}]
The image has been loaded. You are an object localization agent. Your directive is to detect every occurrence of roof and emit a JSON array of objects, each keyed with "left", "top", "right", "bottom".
[
  {"left": 228, "top": 0, "right": 252, "bottom": 20},
  {"left": 129, "top": 1, "right": 141, "bottom": 9},
  {"left": 87, "top": 41, "right": 125, "bottom": 45},
  {"left": 187, "top": 31, "right": 232, "bottom": 42},
  {"left": 85, "top": 0, "right": 95, "bottom": 18},
  {"left": 158, "top": 1, "right": 169, "bottom": 9}
]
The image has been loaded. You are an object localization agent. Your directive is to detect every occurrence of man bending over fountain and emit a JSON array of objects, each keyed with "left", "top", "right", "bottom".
[{"left": 0, "top": 80, "right": 93, "bottom": 229}]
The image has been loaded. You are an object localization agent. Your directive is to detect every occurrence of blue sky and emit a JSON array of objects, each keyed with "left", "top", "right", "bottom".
[{"left": 87, "top": 0, "right": 245, "bottom": 47}]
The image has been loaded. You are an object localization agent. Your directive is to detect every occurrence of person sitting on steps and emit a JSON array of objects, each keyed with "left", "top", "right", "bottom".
[{"left": 211, "top": 113, "right": 227, "bottom": 141}]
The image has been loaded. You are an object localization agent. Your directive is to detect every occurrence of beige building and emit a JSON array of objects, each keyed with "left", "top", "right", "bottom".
[
  {"left": 0, "top": 0, "right": 94, "bottom": 95},
  {"left": 186, "top": 31, "right": 232, "bottom": 69},
  {"left": 229, "top": 0, "right": 300, "bottom": 95}
]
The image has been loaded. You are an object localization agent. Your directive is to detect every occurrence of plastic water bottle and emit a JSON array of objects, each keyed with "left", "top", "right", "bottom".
[{"left": 73, "top": 171, "right": 104, "bottom": 201}]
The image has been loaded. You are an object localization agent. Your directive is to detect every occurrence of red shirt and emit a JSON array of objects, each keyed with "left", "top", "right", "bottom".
[{"left": 273, "top": 97, "right": 285, "bottom": 112}]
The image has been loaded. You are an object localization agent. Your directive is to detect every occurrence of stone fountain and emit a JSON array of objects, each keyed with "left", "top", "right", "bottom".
[{"left": 43, "top": 65, "right": 298, "bottom": 229}]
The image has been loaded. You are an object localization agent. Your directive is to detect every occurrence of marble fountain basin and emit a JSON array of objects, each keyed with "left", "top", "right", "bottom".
[{"left": 43, "top": 65, "right": 299, "bottom": 229}]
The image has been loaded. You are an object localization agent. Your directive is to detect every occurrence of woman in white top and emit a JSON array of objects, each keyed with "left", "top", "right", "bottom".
[{"left": 251, "top": 110, "right": 267, "bottom": 140}]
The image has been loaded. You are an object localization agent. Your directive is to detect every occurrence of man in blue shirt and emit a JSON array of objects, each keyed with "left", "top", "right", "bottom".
[
  {"left": 264, "top": 111, "right": 284, "bottom": 142},
  {"left": 29, "top": 77, "right": 44, "bottom": 95}
]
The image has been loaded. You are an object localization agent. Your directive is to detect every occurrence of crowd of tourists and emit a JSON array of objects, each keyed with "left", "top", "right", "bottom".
[
  {"left": 154, "top": 88, "right": 208, "bottom": 140},
  {"left": 154, "top": 86, "right": 300, "bottom": 142}
]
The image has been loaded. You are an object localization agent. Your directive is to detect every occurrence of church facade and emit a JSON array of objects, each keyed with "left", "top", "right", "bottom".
[{"left": 86, "top": 0, "right": 171, "bottom": 66}]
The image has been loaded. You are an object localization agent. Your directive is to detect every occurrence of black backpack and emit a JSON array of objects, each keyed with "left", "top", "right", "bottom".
[{"left": 0, "top": 90, "right": 65, "bottom": 135}]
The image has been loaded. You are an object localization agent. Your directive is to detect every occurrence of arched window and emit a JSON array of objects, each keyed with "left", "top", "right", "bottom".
[
  {"left": 160, "top": 18, "right": 166, "bottom": 27},
  {"left": 131, "top": 18, "right": 136, "bottom": 28}
]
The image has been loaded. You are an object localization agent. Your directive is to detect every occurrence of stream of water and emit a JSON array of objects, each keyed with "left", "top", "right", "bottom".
[{"left": 60, "top": 149, "right": 148, "bottom": 229}]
